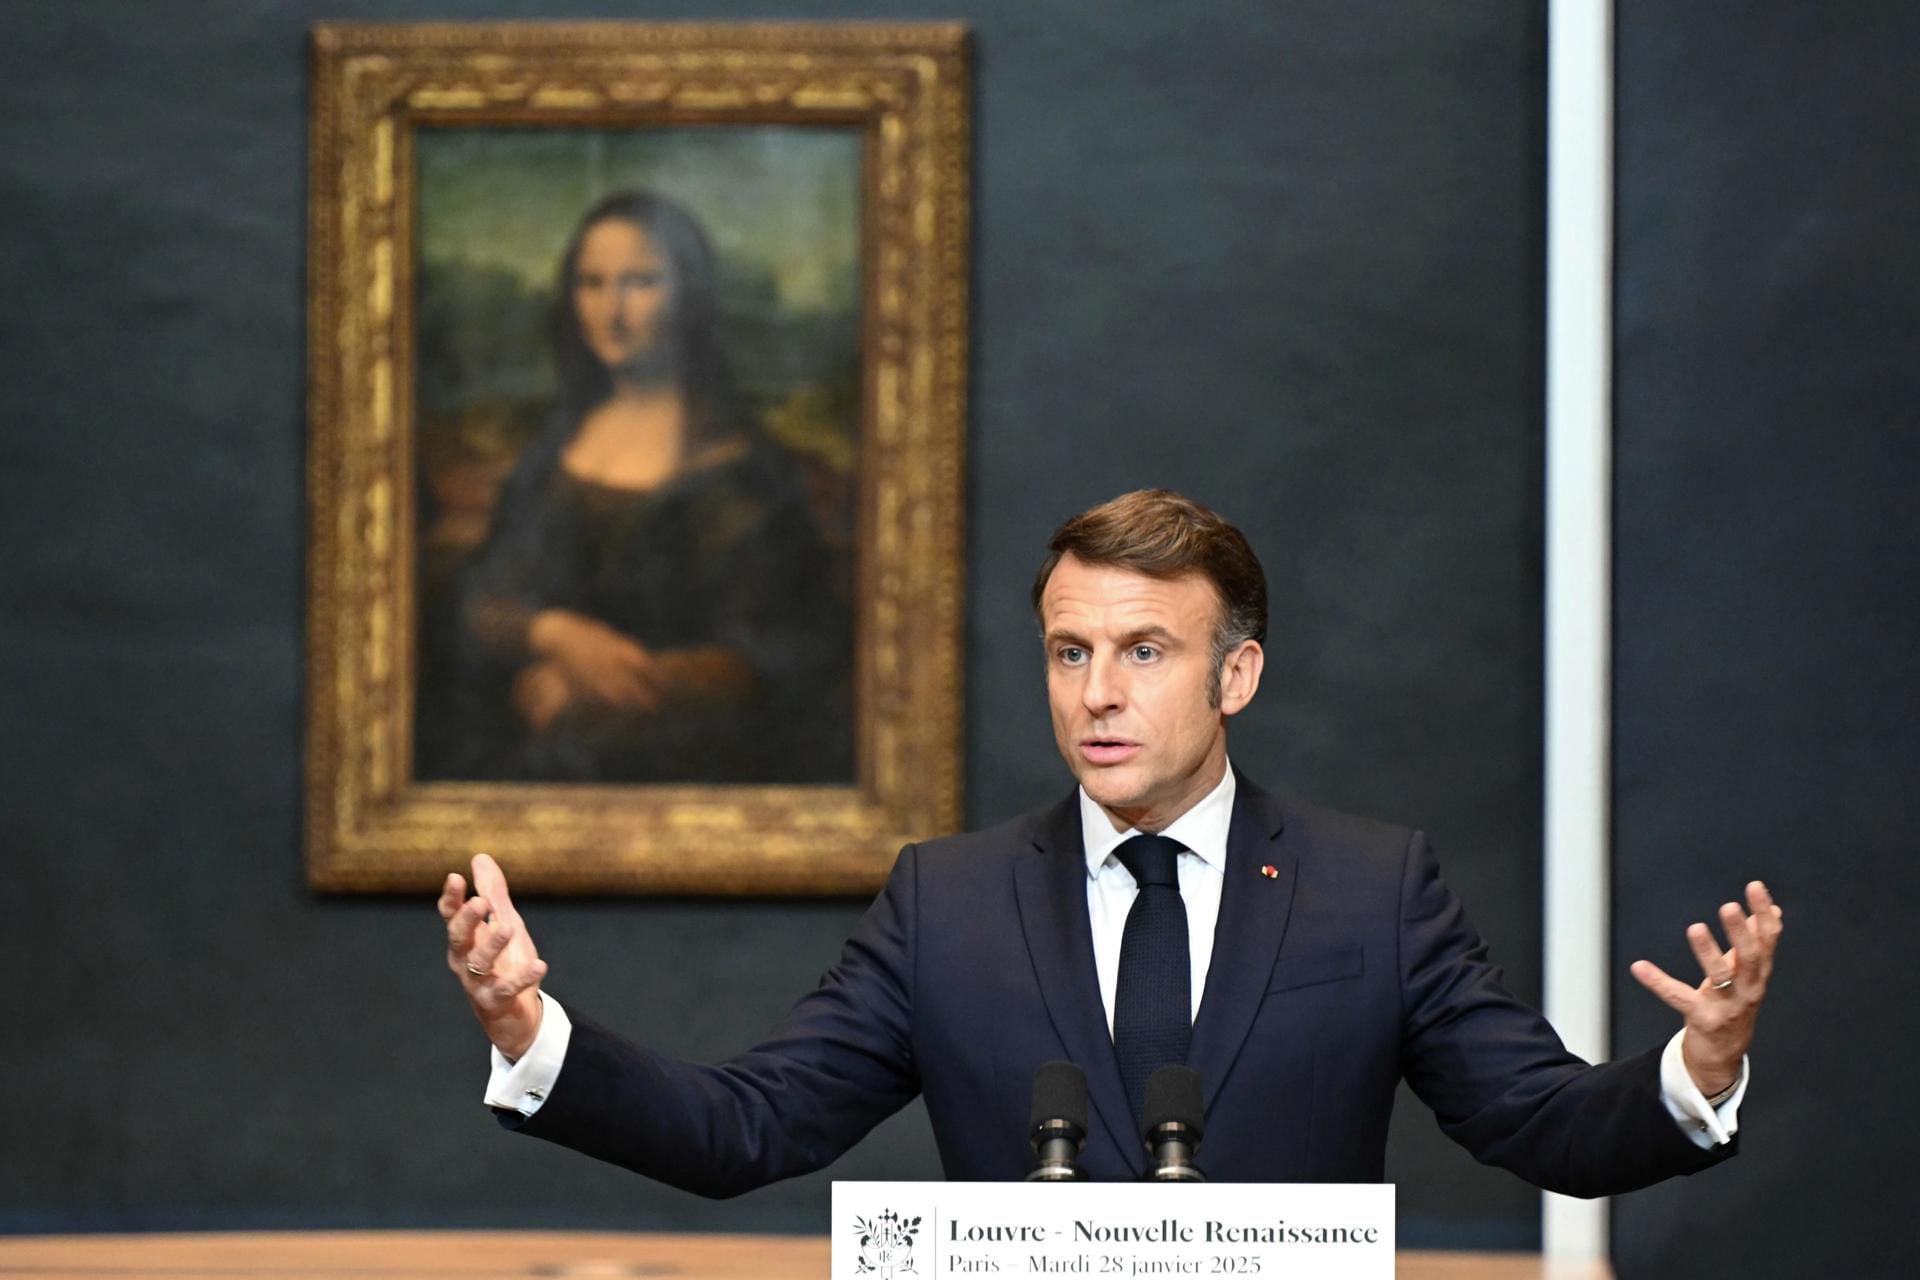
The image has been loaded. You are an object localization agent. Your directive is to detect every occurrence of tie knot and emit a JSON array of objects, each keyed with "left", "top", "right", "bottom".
[{"left": 1115, "top": 833, "right": 1184, "bottom": 889}]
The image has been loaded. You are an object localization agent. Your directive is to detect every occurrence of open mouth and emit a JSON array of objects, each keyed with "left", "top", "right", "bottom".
[{"left": 1080, "top": 738, "right": 1139, "bottom": 764}]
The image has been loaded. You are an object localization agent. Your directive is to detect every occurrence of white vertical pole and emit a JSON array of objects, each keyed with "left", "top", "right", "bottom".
[{"left": 1544, "top": 0, "right": 1613, "bottom": 1262}]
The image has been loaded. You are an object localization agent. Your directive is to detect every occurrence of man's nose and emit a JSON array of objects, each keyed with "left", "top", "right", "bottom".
[{"left": 1081, "top": 652, "right": 1125, "bottom": 715}]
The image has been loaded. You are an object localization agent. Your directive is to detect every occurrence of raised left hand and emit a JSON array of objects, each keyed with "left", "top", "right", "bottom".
[{"left": 1629, "top": 880, "right": 1784, "bottom": 1097}]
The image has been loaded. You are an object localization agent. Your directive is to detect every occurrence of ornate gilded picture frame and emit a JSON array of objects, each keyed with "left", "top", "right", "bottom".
[{"left": 305, "top": 23, "right": 968, "bottom": 894}]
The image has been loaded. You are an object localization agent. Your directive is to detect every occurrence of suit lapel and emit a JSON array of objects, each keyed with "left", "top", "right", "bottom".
[
  {"left": 1012, "top": 792, "right": 1144, "bottom": 1173},
  {"left": 1187, "top": 777, "right": 1296, "bottom": 1104}
]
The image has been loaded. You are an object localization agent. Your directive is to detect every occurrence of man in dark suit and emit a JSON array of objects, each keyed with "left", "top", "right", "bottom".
[{"left": 440, "top": 490, "right": 1782, "bottom": 1194}]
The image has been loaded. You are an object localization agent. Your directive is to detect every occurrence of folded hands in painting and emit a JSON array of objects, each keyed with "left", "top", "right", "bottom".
[
  {"left": 516, "top": 608, "right": 665, "bottom": 729},
  {"left": 514, "top": 607, "right": 761, "bottom": 732}
]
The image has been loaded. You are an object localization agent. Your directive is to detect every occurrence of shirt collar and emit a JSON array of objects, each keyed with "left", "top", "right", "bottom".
[{"left": 1079, "top": 760, "right": 1237, "bottom": 880}]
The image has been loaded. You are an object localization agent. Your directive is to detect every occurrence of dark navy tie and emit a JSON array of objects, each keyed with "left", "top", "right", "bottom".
[{"left": 1112, "top": 833, "right": 1192, "bottom": 1128}]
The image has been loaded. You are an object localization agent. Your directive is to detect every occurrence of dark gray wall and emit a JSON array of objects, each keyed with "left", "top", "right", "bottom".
[
  {"left": 1612, "top": 3, "right": 1920, "bottom": 1276},
  {"left": 2, "top": 0, "right": 1546, "bottom": 1249}
]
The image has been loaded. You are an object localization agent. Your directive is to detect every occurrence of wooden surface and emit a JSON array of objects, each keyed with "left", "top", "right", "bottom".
[{"left": 0, "top": 1231, "right": 1613, "bottom": 1278}]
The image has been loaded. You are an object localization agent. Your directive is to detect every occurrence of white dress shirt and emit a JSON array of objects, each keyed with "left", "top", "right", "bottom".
[{"left": 488, "top": 758, "right": 1746, "bottom": 1150}]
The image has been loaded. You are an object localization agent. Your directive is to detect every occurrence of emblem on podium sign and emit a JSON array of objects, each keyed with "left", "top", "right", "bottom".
[{"left": 852, "top": 1209, "right": 922, "bottom": 1277}]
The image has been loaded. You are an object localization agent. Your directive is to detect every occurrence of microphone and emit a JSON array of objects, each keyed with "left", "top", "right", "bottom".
[
  {"left": 1026, "top": 1061, "right": 1090, "bottom": 1181},
  {"left": 1141, "top": 1065, "right": 1207, "bottom": 1182}
]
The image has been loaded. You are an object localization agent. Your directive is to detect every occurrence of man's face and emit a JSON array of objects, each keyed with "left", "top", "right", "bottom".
[{"left": 1041, "top": 555, "right": 1261, "bottom": 832}]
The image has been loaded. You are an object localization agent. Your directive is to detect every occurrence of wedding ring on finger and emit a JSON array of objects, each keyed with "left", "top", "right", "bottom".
[
  {"left": 466, "top": 963, "right": 492, "bottom": 977},
  {"left": 1712, "top": 977, "right": 1734, "bottom": 991}
]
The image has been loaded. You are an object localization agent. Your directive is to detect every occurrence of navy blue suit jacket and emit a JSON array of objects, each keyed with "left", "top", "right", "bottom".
[{"left": 510, "top": 777, "right": 1731, "bottom": 1196}]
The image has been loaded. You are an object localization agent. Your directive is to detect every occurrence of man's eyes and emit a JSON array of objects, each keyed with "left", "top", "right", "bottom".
[{"left": 1055, "top": 645, "right": 1160, "bottom": 664}]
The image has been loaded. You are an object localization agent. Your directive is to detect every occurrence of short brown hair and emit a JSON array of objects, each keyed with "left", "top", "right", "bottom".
[{"left": 1032, "top": 490, "right": 1267, "bottom": 700}]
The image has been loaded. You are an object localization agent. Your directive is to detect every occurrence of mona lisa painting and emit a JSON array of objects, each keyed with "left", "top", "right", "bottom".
[
  {"left": 306, "top": 23, "right": 968, "bottom": 895},
  {"left": 412, "top": 134, "right": 860, "bottom": 788}
]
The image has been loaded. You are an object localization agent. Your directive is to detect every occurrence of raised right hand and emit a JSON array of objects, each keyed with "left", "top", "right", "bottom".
[
  {"left": 439, "top": 854, "right": 548, "bottom": 1061},
  {"left": 528, "top": 608, "right": 663, "bottom": 711}
]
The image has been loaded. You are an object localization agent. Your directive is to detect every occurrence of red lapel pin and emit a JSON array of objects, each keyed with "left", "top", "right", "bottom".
[{"left": 1260, "top": 864, "right": 1279, "bottom": 879}]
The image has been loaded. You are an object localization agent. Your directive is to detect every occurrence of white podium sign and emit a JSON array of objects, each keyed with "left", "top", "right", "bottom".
[{"left": 832, "top": 1181, "right": 1393, "bottom": 1279}]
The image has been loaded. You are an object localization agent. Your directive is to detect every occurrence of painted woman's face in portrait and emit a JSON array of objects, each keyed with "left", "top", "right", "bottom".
[{"left": 572, "top": 218, "right": 671, "bottom": 372}]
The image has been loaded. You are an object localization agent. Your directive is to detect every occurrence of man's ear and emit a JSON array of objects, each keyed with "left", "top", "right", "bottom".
[{"left": 1219, "top": 640, "right": 1264, "bottom": 717}]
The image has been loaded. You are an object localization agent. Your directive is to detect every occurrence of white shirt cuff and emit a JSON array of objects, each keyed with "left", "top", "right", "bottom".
[
  {"left": 482, "top": 991, "right": 572, "bottom": 1117},
  {"left": 1659, "top": 1027, "right": 1747, "bottom": 1149}
]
